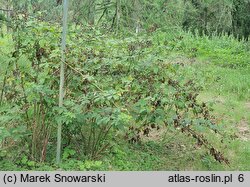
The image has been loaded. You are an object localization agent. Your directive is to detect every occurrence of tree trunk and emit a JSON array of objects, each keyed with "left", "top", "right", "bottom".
[
  {"left": 116, "top": 0, "right": 121, "bottom": 32},
  {"left": 88, "top": 0, "right": 95, "bottom": 25},
  {"left": 6, "top": 0, "right": 10, "bottom": 32},
  {"left": 133, "top": 0, "right": 140, "bottom": 34}
]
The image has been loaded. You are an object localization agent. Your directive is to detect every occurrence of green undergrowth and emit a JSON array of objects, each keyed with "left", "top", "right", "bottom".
[
  {"left": 152, "top": 30, "right": 250, "bottom": 68},
  {"left": 0, "top": 131, "right": 232, "bottom": 171},
  {"left": 0, "top": 28, "right": 250, "bottom": 171}
]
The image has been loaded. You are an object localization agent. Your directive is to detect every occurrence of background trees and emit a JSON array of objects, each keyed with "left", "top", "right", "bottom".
[{"left": 0, "top": 0, "right": 249, "bottom": 39}]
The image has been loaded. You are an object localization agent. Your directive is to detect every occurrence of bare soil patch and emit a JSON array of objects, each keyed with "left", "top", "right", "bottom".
[{"left": 237, "top": 119, "right": 250, "bottom": 141}]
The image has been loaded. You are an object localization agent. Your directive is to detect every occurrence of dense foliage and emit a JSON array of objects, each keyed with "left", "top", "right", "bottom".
[{"left": 0, "top": 0, "right": 249, "bottom": 170}]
